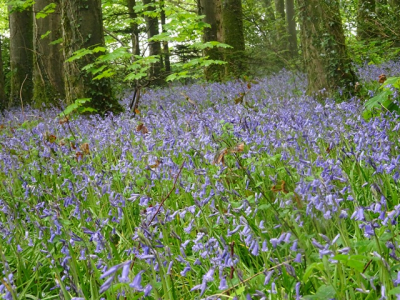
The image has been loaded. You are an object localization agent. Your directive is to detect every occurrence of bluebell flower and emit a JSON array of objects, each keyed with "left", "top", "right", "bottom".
[
  {"left": 180, "top": 263, "right": 191, "bottom": 277},
  {"left": 219, "top": 276, "right": 228, "bottom": 290},
  {"left": 119, "top": 261, "right": 131, "bottom": 283},
  {"left": 264, "top": 270, "right": 274, "bottom": 285},
  {"left": 143, "top": 284, "right": 152, "bottom": 297},
  {"left": 129, "top": 270, "right": 144, "bottom": 291},
  {"left": 99, "top": 274, "right": 115, "bottom": 294}
]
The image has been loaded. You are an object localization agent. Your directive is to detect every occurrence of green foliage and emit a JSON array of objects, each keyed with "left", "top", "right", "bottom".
[
  {"left": 7, "top": 0, "right": 35, "bottom": 12},
  {"left": 35, "top": 3, "right": 57, "bottom": 19},
  {"left": 363, "top": 77, "right": 400, "bottom": 120},
  {"left": 348, "top": 39, "right": 400, "bottom": 65},
  {"left": 59, "top": 98, "right": 97, "bottom": 117}
]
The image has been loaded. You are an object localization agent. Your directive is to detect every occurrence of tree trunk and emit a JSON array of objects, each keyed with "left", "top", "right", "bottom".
[
  {"left": 221, "top": 0, "right": 246, "bottom": 78},
  {"left": 0, "top": 35, "right": 5, "bottom": 111},
  {"left": 33, "top": 0, "right": 65, "bottom": 107},
  {"left": 389, "top": 0, "right": 400, "bottom": 46},
  {"left": 297, "top": 0, "right": 357, "bottom": 97},
  {"left": 286, "top": 0, "right": 297, "bottom": 58},
  {"left": 357, "top": 0, "right": 377, "bottom": 40},
  {"left": 61, "top": 0, "right": 122, "bottom": 114},
  {"left": 143, "top": 0, "right": 163, "bottom": 85},
  {"left": 274, "top": 0, "right": 286, "bottom": 52},
  {"left": 199, "top": 0, "right": 224, "bottom": 81},
  {"left": 127, "top": 0, "right": 140, "bottom": 56},
  {"left": 160, "top": 1, "right": 171, "bottom": 74},
  {"left": 8, "top": 4, "right": 33, "bottom": 108}
]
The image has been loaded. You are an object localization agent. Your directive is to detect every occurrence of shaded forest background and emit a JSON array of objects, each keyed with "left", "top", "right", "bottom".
[{"left": 0, "top": 0, "right": 399, "bottom": 114}]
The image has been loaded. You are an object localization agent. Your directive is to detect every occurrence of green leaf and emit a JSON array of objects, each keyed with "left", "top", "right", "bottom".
[
  {"left": 40, "top": 30, "right": 51, "bottom": 39},
  {"left": 363, "top": 76, "right": 400, "bottom": 120},
  {"left": 389, "top": 287, "right": 400, "bottom": 296},
  {"left": 49, "top": 38, "right": 63, "bottom": 45},
  {"left": 67, "top": 49, "right": 93, "bottom": 62},
  {"left": 315, "top": 285, "right": 336, "bottom": 298},
  {"left": 303, "top": 262, "right": 324, "bottom": 282},
  {"left": 36, "top": 3, "right": 57, "bottom": 19},
  {"left": 59, "top": 98, "right": 92, "bottom": 117}
]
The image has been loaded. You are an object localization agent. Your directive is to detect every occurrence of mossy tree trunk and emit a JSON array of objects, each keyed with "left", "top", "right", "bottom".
[
  {"left": 61, "top": 0, "right": 123, "bottom": 114},
  {"left": 0, "top": 35, "right": 5, "bottom": 111},
  {"left": 297, "top": 0, "right": 357, "bottom": 97},
  {"left": 8, "top": 3, "right": 33, "bottom": 108},
  {"left": 143, "top": 0, "right": 163, "bottom": 85},
  {"left": 286, "top": 0, "right": 298, "bottom": 58},
  {"left": 127, "top": 0, "right": 141, "bottom": 56},
  {"left": 33, "top": 0, "right": 65, "bottom": 108},
  {"left": 389, "top": 0, "right": 400, "bottom": 46},
  {"left": 198, "top": 0, "right": 224, "bottom": 81},
  {"left": 221, "top": 0, "right": 246, "bottom": 78},
  {"left": 357, "top": 0, "right": 377, "bottom": 41}
]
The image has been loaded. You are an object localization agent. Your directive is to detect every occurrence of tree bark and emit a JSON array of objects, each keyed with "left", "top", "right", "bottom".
[
  {"left": 199, "top": 0, "right": 224, "bottom": 81},
  {"left": 297, "top": 0, "right": 357, "bottom": 97},
  {"left": 0, "top": 35, "right": 5, "bottom": 111},
  {"left": 160, "top": 1, "right": 171, "bottom": 74},
  {"left": 127, "top": 0, "right": 141, "bottom": 56},
  {"left": 143, "top": 0, "right": 163, "bottom": 85},
  {"left": 221, "top": 0, "right": 246, "bottom": 78},
  {"left": 8, "top": 4, "right": 33, "bottom": 108},
  {"left": 274, "top": 0, "right": 286, "bottom": 52},
  {"left": 389, "top": 0, "right": 400, "bottom": 46},
  {"left": 61, "top": 0, "right": 122, "bottom": 114},
  {"left": 33, "top": 0, "right": 65, "bottom": 107},
  {"left": 357, "top": 0, "right": 377, "bottom": 40},
  {"left": 286, "top": 0, "right": 297, "bottom": 58}
]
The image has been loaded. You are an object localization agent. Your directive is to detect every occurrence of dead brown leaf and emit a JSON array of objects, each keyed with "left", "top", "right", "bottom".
[
  {"left": 378, "top": 74, "right": 387, "bottom": 84},
  {"left": 149, "top": 158, "right": 161, "bottom": 169},
  {"left": 230, "top": 143, "right": 245, "bottom": 153},
  {"left": 136, "top": 123, "right": 149, "bottom": 134},
  {"left": 59, "top": 116, "right": 69, "bottom": 124},
  {"left": 80, "top": 143, "right": 90, "bottom": 155},
  {"left": 213, "top": 148, "right": 228, "bottom": 165}
]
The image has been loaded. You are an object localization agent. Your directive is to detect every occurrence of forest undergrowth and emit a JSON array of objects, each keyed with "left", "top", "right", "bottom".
[{"left": 1, "top": 61, "right": 400, "bottom": 300}]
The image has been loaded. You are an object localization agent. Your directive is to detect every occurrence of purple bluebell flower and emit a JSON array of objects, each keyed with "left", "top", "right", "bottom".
[
  {"left": 180, "top": 263, "right": 191, "bottom": 277},
  {"left": 295, "top": 282, "right": 301, "bottom": 300},
  {"left": 167, "top": 260, "right": 174, "bottom": 275},
  {"left": 119, "top": 261, "right": 131, "bottom": 283},
  {"left": 264, "top": 270, "right": 274, "bottom": 285},
  {"left": 394, "top": 271, "right": 400, "bottom": 286},
  {"left": 219, "top": 276, "right": 228, "bottom": 290},
  {"left": 143, "top": 284, "right": 152, "bottom": 297},
  {"left": 262, "top": 240, "right": 268, "bottom": 252},
  {"left": 129, "top": 270, "right": 144, "bottom": 291},
  {"left": 290, "top": 240, "right": 298, "bottom": 251},
  {"left": 99, "top": 274, "right": 115, "bottom": 294},
  {"left": 338, "top": 247, "right": 350, "bottom": 254},
  {"left": 294, "top": 253, "right": 302, "bottom": 263}
]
